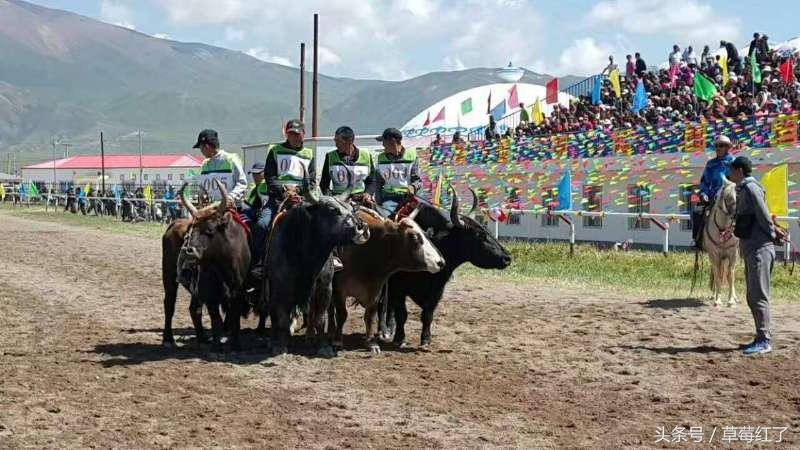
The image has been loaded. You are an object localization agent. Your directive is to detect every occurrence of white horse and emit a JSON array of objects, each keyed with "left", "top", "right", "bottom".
[{"left": 702, "top": 178, "right": 739, "bottom": 307}]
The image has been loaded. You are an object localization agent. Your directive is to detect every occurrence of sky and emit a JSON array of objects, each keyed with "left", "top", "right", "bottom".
[{"left": 28, "top": 0, "right": 799, "bottom": 81}]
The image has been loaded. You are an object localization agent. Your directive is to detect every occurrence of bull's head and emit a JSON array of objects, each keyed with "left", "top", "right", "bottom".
[
  {"left": 413, "top": 187, "right": 511, "bottom": 270},
  {"left": 179, "top": 180, "right": 231, "bottom": 262}
]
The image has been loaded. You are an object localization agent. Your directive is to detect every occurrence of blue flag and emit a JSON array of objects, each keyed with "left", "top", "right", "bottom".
[
  {"left": 631, "top": 79, "right": 647, "bottom": 113},
  {"left": 112, "top": 184, "right": 121, "bottom": 205},
  {"left": 557, "top": 169, "right": 572, "bottom": 210},
  {"left": 591, "top": 76, "right": 602, "bottom": 105},
  {"left": 490, "top": 100, "right": 507, "bottom": 121}
]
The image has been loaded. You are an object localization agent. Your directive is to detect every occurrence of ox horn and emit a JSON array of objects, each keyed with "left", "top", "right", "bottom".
[
  {"left": 449, "top": 186, "right": 464, "bottom": 228},
  {"left": 468, "top": 187, "right": 479, "bottom": 218},
  {"left": 214, "top": 178, "right": 229, "bottom": 215},
  {"left": 301, "top": 162, "right": 319, "bottom": 204},
  {"left": 179, "top": 182, "right": 199, "bottom": 218},
  {"left": 336, "top": 166, "right": 355, "bottom": 203}
]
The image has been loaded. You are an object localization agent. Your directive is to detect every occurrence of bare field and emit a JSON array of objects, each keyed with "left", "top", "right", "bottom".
[{"left": 1, "top": 211, "right": 799, "bottom": 449}]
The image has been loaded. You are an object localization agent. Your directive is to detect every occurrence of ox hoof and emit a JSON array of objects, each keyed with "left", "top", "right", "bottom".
[
  {"left": 271, "top": 345, "right": 288, "bottom": 357},
  {"left": 162, "top": 339, "right": 176, "bottom": 349},
  {"left": 727, "top": 301, "right": 738, "bottom": 308},
  {"left": 369, "top": 343, "right": 381, "bottom": 354},
  {"left": 392, "top": 340, "right": 407, "bottom": 349},
  {"left": 379, "top": 332, "right": 394, "bottom": 342},
  {"left": 332, "top": 340, "right": 343, "bottom": 350}
]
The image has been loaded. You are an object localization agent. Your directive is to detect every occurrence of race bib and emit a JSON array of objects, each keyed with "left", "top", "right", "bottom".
[
  {"left": 199, "top": 172, "right": 234, "bottom": 201},
  {"left": 276, "top": 154, "right": 311, "bottom": 181},
  {"left": 380, "top": 163, "right": 411, "bottom": 189}
]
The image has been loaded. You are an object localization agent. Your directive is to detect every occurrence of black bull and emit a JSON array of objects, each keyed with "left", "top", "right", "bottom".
[
  {"left": 162, "top": 180, "right": 250, "bottom": 350},
  {"left": 382, "top": 190, "right": 512, "bottom": 346}
]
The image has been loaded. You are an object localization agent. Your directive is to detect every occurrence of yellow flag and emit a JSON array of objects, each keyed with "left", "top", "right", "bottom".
[
  {"left": 0, "top": 183, "right": 5, "bottom": 201},
  {"left": 84, "top": 183, "right": 91, "bottom": 196},
  {"left": 532, "top": 97, "right": 544, "bottom": 125},
  {"left": 144, "top": 185, "right": 153, "bottom": 206},
  {"left": 761, "top": 164, "right": 788, "bottom": 228},
  {"left": 609, "top": 68, "right": 621, "bottom": 98},
  {"left": 719, "top": 55, "right": 729, "bottom": 87}
]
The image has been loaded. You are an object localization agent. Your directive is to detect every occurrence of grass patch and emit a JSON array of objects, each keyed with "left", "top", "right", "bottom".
[
  {"left": 4, "top": 205, "right": 798, "bottom": 302},
  {"left": 0, "top": 205, "right": 166, "bottom": 240}
]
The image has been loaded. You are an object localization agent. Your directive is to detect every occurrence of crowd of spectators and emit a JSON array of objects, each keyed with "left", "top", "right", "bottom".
[{"left": 482, "top": 34, "right": 800, "bottom": 141}]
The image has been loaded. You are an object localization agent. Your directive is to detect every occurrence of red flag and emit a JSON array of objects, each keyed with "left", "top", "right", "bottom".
[
  {"left": 432, "top": 106, "right": 445, "bottom": 123},
  {"left": 546, "top": 78, "right": 558, "bottom": 104},
  {"left": 486, "top": 91, "right": 492, "bottom": 114},
  {"left": 508, "top": 84, "right": 519, "bottom": 109},
  {"left": 779, "top": 58, "right": 795, "bottom": 84},
  {"left": 422, "top": 111, "right": 431, "bottom": 127},
  {"left": 668, "top": 63, "right": 679, "bottom": 88}
]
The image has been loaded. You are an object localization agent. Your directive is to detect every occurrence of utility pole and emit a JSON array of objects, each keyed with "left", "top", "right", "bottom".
[
  {"left": 138, "top": 129, "right": 144, "bottom": 186},
  {"left": 100, "top": 132, "right": 106, "bottom": 194},
  {"left": 300, "top": 42, "right": 306, "bottom": 122},
  {"left": 312, "top": 13, "right": 319, "bottom": 137},
  {"left": 52, "top": 137, "right": 57, "bottom": 194}
]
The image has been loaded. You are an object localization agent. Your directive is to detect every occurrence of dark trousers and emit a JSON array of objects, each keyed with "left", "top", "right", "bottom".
[{"left": 241, "top": 201, "right": 276, "bottom": 265}]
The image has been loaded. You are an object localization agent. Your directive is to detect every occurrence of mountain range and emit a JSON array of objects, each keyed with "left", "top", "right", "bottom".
[{"left": 0, "top": 0, "right": 581, "bottom": 165}]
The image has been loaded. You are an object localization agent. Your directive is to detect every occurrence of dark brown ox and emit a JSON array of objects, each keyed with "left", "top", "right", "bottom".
[
  {"left": 329, "top": 208, "right": 445, "bottom": 353},
  {"left": 162, "top": 180, "right": 250, "bottom": 351}
]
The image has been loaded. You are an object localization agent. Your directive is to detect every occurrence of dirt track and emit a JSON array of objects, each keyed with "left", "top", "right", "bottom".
[{"left": 1, "top": 212, "right": 799, "bottom": 449}]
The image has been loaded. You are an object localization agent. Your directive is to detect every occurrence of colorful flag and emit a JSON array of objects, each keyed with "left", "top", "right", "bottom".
[
  {"left": 631, "top": 79, "right": 647, "bottom": 113},
  {"left": 779, "top": 58, "right": 795, "bottom": 84},
  {"left": 693, "top": 73, "right": 717, "bottom": 102},
  {"left": 508, "top": 84, "right": 519, "bottom": 109},
  {"left": 546, "top": 78, "right": 558, "bottom": 104},
  {"left": 719, "top": 54, "right": 729, "bottom": 87},
  {"left": 761, "top": 164, "right": 788, "bottom": 228},
  {"left": 490, "top": 100, "right": 506, "bottom": 121},
  {"left": 591, "top": 76, "right": 602, "bottom": 105},
  {"left": 460, "top": 97, "right": 473, "bottom": 115},
  {"left": 432, "top": 106, "right": 445, "bottom": 123},
  {"left": 144, "top": 185, "right": 153, "bottom": 207},
  {"left": 751, "top": 52, "right": 762, "bottom": 84},
  {"left": 422, "top": 111, "right": 431, "bottom": 127},
  {"left": 609, "top": 69, "right": 621, "bottom": 98},
  {"left": 556, "top": 168, "right": 572, "bottom": 210},
  {"left": 29, "top": 181, "right": 39, "bottom": 197},
  {"left": 432, "top": 168, "right": 444, "bottom": 207},
  {"left": 531, "top": 97, "right": 544, "bottom": 125}
]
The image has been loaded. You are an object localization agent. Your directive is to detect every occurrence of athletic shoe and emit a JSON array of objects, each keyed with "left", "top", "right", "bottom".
[{"left": 743, "top": 340, "right": 772, "bottom": 356}]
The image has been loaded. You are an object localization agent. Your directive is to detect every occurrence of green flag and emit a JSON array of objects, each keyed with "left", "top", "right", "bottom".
[
  {"left": 750, "top": 52, "right": 761, "bottom": 84},
  {"left": 693, "top": 73, "right": 717, "bottom": 102},
  {"left": 28, "top": 181, "right": 39, "bottom": 197},
  {"left": 460, "top": 97, "right": 473, "bottom": 115}
]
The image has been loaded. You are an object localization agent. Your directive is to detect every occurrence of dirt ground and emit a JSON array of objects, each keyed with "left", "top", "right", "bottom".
[{"left": 1, "top": 212, "right": 799, "bottom": 449}]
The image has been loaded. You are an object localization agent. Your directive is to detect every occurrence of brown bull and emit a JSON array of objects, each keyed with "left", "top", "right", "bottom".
[
  {"left": 162, "top": 180, "right": 250, "bottom": 351},
  {"left": 329, "top": 208, "right": 445, "bottom": 353}
]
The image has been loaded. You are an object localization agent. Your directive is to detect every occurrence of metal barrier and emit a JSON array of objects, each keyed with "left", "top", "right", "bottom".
[{"left": 561, "top": 74, "right": 603, "bottom": 99}]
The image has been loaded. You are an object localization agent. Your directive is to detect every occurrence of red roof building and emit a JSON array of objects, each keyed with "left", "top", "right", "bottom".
[{"left": 24, "top": 154, "right": 202, "bottom": 170}]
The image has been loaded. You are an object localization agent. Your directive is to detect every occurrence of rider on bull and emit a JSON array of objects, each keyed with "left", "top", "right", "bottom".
[
  {"left": 374, "top": 127, "right": 421, "bottom": 218},
  {"left": 178, "top": 129, "right": 248, "bottom": 286},
  {"left": 240, "top": 162, "right": 269, "bottom": 270},
  {"left": 692, "top": 134, "right": 735, "bottom": 249},
  {"left": 319, "top": 126, "right": 377, "bottom": 205}
]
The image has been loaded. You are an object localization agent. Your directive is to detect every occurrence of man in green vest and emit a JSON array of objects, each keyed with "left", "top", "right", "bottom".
[
  {"left": 319, "top": 126, "right": 377, "bottom": 204},
  {"left": 375, "top": 127, "right": 421, "bottom": 217},
  {"left": 194, "top": 129, "right": 247, "bottom": 207}
]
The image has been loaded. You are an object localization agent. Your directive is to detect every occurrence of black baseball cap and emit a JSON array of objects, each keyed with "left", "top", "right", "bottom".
[
  {"left": 376, "top": 127, "right": 402, "bottom": 142},
  {"left": 732, "top": 156, "right": 753, "bottom": 175},
  {"left": 193, "top": 129, "right": 219, "bottom": 148},
  {"left": 335, "top": 126, "right": 355, "bottom": 139},
  {"left": 285, "top": 119, "right": 304, "bottom": 134},
  {"left": 248, "top": 162, "right": 265, "bottom": 174}
]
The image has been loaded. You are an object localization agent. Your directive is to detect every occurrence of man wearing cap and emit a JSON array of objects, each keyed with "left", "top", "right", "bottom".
[
  {"left": 692, "top": 135, "right": 735, "bottom": 249},
  {"left": 194, "top": 129, "right": 248, "bottom": 207},
  {"left": 319, "top": 126, "right": 377, "bottom": 203},
  {"left": 374, "top": 127, "right": 421, "bottom": 217},
  {"left": 241, "top": 162, "right": 270, "bottom": 266},
  {"left": 729, "top": 156, "right": 775, "bottom": 355}
]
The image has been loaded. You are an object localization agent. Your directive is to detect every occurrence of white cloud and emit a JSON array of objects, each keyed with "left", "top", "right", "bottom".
[
  {"left": 245, "top": 47, "right": 296, "bottom": 67},
  {"left": 100, "top": 0, "right": 136, "bottom": 30},
  {"left": 557, "top": 38, "right": 616, "bottom": 76},
  {"left": 156, "top": 0, "right": 546, "bottom": 80},
  {"left": 153, "top": 33, "right": 172, "bottom": 40},
  {"left": 586, "top": 0, "right": 740, "bottom": 44},
  {"left": 225, "top": 27, "right": 245, "bottom": 42},
  {"left": 442, "top": 56, "right": 467, "bottom": 71}
]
